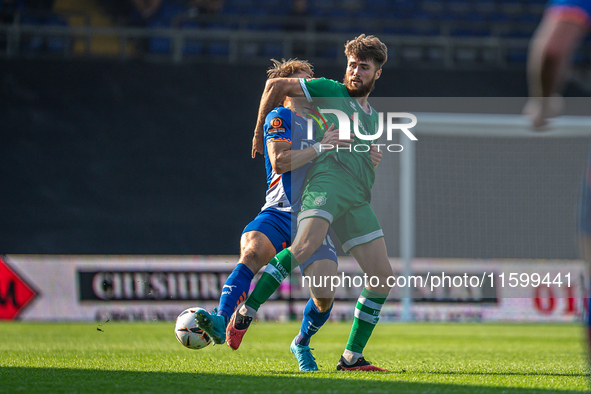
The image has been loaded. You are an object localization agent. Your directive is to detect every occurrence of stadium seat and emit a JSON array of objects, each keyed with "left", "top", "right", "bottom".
[
  {"left": 207, "top": 42, "right": 229, "bottom": 55},
  {"left": 19, "top": 14, "right": 43, "bottom": 52},
  {"left": 45, "top": 16, "right": 69, "bottom": 52},
  {"left": 507, "top": 48, "right": 528, "bottom": 63},
  {"left": 262, "top": 43, "right": 283, "bottom": 57},
  {"left": 148, "top": 20, "right": 171, "bottom": 54},
  {"left": 180, "top": 20, "right": 203, "bottom": 55}
]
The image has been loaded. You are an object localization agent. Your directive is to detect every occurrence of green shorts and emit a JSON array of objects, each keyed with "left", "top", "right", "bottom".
[{"left": 297, "top": 159, "right": 384, "bottom": 253}]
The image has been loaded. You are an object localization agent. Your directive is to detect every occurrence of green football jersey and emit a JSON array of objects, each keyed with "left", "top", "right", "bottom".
[{"left": 299, "top": 77, "right": 379, "bottom": 193}]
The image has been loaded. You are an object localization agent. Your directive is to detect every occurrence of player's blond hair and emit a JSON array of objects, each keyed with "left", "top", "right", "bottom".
[
  {"left": 266, "top": 58, "right": 314, "bottom": 79},
  {"left": 344, "top": 34, "right": 388, "bottom": 69}
]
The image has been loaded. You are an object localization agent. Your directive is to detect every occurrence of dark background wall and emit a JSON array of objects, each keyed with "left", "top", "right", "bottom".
[{"left": 0, "top": 59, "right": 586, "bottom": 255}]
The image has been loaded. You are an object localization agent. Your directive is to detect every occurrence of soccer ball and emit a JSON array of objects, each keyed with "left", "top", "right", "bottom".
[{"left": 174, "top": 307, "right": 212, "bottom": 350}]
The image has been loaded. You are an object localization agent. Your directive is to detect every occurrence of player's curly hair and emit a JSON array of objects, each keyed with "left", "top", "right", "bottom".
[
  {"left": 344, "top": 34, "right": 388, "bottom": 69},
  {"left": 266, "top": 58, "right": 314, "bottom": 79}
]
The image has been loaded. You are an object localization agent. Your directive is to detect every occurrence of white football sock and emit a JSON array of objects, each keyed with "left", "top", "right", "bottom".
[
  {"left": 239, "top": 304, "right": 257, "bottom": 318},
  {"left": 342, "top": 349, "right": 362, "bottom": 365}
]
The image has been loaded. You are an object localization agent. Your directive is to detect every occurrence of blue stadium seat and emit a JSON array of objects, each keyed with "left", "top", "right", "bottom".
[
  {"left": 208, "top": 42, "right": 229, "bottom": 55},
  {"left": 316, "top": 45, "right": 338, "bottom": 59},
  {"left": 262, "top": 43, "right": 283, "bottom": 57},
  {"left": 450, "top": 27, "right": 490, "bottom": 37},
  {"left": 45, "top": 16, "right": 68, "bottom": 52},
  {"left": 473, "top": 0, "right": 498, "bottom": 18},
  {"left": 507, "top": 48, "right": 528, "bottom": 63},
  {"left": 259, "top": 0, "right": 288, "bottom": 15},
  {"left": 159, "top": 2, "right": 187, "bottom": 22},
  {"left": 382, "top": 25, "right": 414, "bottom": 36},
  {"left": 148, "top": 20, "right": 171, "bottom": 54},
  {"left": 19, "top": 14, "right": 43, "bottom": 52},
  {"left": 500, "top": 28, "right": 534, "bottom": 38},
  {"left": 180, "top": 20, "right": 203, "bottom": 55},
  {"left": 391, "top": 0, "right": 417, "bottom": 17}
]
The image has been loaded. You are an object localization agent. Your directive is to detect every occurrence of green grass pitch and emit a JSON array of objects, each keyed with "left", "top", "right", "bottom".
[{"left": 0, "top": 321, "right": 588, "bottom": 393}]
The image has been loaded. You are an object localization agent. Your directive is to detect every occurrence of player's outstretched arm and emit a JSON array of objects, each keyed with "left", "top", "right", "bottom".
[
  {"left": 252, "top": 78, "right": 305, "bottom": 158},
  {"left": 268, "top": 124, "right": 352, "bottom": 173}
]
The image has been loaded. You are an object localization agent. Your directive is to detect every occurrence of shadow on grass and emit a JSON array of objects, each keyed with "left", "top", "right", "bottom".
[
  {"left": 0, "top": 367, "right": 587, "bottom": 394},
  {"left": 269, "top": 369, "right": 587, "bottom": 377}
]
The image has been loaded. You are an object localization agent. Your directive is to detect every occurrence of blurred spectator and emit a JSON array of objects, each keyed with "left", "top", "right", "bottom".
[
  {"left": 0, "top": 0, "right": 21, "bottom": 51},
  {"left": 130, "top": 0, "right": 162, "bottom": 21},
  {"left": 285, "top": 0, "right": 309, "bottom": 58},
  {"left": 188, "top": 0, "right": 223, "bottom": 15},
  {"left": 289, "top": 0, "right": 308, "bottom": 20},
  {"left": 523, "top": 0, "right": 590, "bottom": 127},
  {"left": 23, "top": 0, "right": 54, "bottom": 11}
]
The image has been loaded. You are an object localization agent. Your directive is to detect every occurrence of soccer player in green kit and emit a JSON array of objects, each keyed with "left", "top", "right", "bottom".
[{"left": 228, "top": 35, "right": 394, "bottom": 371}]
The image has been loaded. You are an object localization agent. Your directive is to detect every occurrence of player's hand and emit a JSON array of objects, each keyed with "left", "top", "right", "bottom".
[
  {"left": 320, "top": 123, "right": 353, "bottom": 150},
  {"left": 252, "top": 133, "right": 264, "bottom": 158},
  {"left": 369, "top": 144, "right": 383, "bottom": 168}
]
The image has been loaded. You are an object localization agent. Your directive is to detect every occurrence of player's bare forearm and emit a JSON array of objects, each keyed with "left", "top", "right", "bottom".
[
  {"left": 252, "top": 78, "right": 305, "bottom": 158},
  {"left": 276, "top": 125, "right": 352, "bottom": 172},
  {"left": 268, "top": 139, "right": 317, "bottom": 174},
  {"left": 273, "top": 148, "right": 318, "bottom": 174},
  {"left": 252, "top": 97, "right": 278, "bottom": 157}
]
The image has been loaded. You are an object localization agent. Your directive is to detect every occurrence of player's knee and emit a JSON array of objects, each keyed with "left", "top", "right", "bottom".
[
  {"left": 313, "top": 297, "right": 334, "bottom": 313},
  {"left": 371, "top": 265, "right": 394, "bottom": 283},
  {"left": 290, "top": 241, "right": 317, "bottom": 265},
  {"left": 239, "top": 249, "right": 267, "bottom": 273}
]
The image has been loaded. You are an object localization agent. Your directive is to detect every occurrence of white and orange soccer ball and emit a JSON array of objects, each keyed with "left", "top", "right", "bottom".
[{"left": 174, "top": 307, "right": 212, "bottom": 350}]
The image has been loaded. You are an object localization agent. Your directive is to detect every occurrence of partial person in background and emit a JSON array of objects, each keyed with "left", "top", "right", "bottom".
[
  {"left": 579, "top": 145, "right": 591, "bottom": 361},
  {"left": 130, "top": 0, "right": 162, "bottom": 21},
  {"left": 524, "top": 0, "right": 591, "bottom": 127},
  {"left": 189, "top": 0, "right": 223, "bottom": 15},
  {"left": 285, "top": 0, "right": 310, "bottom": 57},
  {"left": 525, "top": 0, "right": 591, "bottom": 366}
]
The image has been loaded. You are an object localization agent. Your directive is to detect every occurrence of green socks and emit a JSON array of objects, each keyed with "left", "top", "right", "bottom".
[
  {"left": 345, "top": 287, "right": 387, "bottom": 354},
  {"left": 244, "top": 248, "right": 296, "bottom": 311}
]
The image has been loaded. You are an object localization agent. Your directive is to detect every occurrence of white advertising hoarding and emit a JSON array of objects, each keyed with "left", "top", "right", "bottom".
[{"left": 0, "top": 255, "right": 586, "bottom": 323}]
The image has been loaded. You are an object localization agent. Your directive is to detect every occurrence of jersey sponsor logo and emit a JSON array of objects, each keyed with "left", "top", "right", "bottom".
[
  {"left": 271, "top": 117, "right": 283, "bottom": 128},
  {"left": 269, "top": 117, "right": 286, "bottom": 133},
  {"left": 314, "top": 196, "right": 327, "bottom": 207}
]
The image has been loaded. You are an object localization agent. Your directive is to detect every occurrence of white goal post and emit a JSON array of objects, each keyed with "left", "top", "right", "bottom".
[{"left": 397, "top": 113, "right": 591, "bottom": 321}]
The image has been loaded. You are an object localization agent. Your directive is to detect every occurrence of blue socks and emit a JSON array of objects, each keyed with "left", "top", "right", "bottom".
[
  {"left": 295, "top": 298, "right": 333, "bottom": 346},
  {"left": 218, "top": 263, "right": 254, "bottom": 326}
]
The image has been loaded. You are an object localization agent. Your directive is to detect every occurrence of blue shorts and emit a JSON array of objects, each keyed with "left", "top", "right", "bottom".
[
  {"left": 242, "top": 208, "right": 338, "bottom": 272},
  {"left": 547, "top": 0, "right": 591, "bottom": 27}
]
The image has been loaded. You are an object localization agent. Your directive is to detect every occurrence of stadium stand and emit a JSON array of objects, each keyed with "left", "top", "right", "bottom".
[{"left": 0, "top": 0, "right": 589, "bottom": 79}]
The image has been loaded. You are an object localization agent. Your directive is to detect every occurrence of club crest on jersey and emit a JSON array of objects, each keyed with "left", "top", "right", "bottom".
[
  {"left": 269, "top": 117, "right": 286, "bottom": 133},
  {"left": 314, "top": 196, "right": 327, "bottom": 207}
]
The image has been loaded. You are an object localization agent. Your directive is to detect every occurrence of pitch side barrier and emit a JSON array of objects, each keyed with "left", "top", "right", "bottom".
[{"left": 1, "top": 255, "right": 585, "bottom": 323}]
